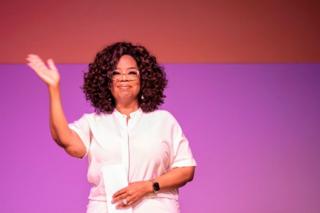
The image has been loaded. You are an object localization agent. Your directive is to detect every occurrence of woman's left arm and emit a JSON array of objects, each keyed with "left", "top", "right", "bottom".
[
  {"left": 112, "top": 166, "right": 195, "bottom": 208},
  {"left": 154, "top": 166, "right": 195, "bottom": 190}
]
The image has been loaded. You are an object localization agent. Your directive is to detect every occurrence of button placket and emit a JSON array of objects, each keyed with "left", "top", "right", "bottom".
[
  {"left": 119, "top": 116, "right": 130, "bottom": 181},
  {"left": 113, "top": 109, "right": 143, "bottom": 182}
]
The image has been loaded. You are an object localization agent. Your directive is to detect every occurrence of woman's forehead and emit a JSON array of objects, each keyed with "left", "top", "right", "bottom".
[{"left": 116, "top": 55, "right": 138, "bottom": 69}]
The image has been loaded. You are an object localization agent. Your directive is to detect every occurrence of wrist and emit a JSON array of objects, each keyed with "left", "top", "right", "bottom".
[
  {"left": 145, "top": 180, "right": 154, "bottom": 194},
  {"left": 152, "top": 181, "right": 160, "bottom": 193},
  {"left": 48, "top": 85, "right": 61, "bottom": 97},
  {"left": 48, "top": 84, "right": 60, "bottom": 91}
]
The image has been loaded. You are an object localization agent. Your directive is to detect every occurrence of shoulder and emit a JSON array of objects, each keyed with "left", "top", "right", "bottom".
[
  {"left": 80, "top": 112, "right": 112, "bottom": 121},
  {"left": 144, "top": 109, "right": 178, "bottom": 123}
]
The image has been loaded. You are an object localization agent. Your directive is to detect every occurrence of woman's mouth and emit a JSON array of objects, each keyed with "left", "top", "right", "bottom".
[{"left": 118, "top": 85, "right": 131, "bottom": 89}]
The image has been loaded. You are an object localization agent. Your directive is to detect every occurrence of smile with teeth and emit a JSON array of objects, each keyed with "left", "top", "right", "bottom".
[{"left": 118, "top": 85, "right": 131, "bottom": 89}]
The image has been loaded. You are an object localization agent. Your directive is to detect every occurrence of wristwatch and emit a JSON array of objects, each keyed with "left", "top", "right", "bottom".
[{"left": 152, "top": 181, "right": 160, "bottom": 193}]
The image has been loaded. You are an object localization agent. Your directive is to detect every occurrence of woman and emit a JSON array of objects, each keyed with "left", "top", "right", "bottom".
[{"left": 26, "top": 41, "right": 196, "bottom": 213}]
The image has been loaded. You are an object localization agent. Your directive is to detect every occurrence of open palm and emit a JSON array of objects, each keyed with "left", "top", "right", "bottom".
[{"left": 26, "top": 54, "right": 60, "bottom": 87}]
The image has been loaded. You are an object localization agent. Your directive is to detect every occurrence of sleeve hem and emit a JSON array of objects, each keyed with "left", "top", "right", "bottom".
[
  {"left": 170, "top": 159, "right": 197, "bottom": 169},
  {"left": 68, "top": 124, "right": 89, "bottom": 158}
]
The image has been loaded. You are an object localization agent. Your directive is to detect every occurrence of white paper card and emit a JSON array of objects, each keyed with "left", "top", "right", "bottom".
[{"left": 101, "top": 164, "right": 132, "bottom": 213}]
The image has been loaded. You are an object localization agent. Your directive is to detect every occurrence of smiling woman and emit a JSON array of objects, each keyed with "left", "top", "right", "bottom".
[
  {"left": 26, "top": 41, "right": 196, "bottom": 213},
  {"left": 82, "top": 42, "right": 167, "bottom": 114},
  {"left": 110, "top": 55, "right": 141, "bottom": 110}
]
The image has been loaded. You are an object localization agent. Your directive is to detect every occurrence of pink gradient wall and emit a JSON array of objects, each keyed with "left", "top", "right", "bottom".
[
  {"left": 0, "top": 0, "right": 319, "bottom": 63},
  {"left": 1, "top": 64, "right": 319, "bottom": 213}
]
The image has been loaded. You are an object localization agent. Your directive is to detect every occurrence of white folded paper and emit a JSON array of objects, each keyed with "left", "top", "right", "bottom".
[{"left": 101, "top": 164, "right": 133, "bottom": 213}]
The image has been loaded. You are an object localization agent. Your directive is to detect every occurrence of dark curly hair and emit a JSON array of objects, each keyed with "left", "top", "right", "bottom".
[{"left": 82, "top": 41, "right": 168, "bottom": 113}]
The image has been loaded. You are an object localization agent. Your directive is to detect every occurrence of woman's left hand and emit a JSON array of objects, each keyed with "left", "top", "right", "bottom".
[{"left": 112, "top": 181, "right": 153, "bottom": 208}]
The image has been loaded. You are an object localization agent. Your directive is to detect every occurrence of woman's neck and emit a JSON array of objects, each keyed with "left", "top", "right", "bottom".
[{"left": 115, "top": 101, "right": 139, "bottom": 116}]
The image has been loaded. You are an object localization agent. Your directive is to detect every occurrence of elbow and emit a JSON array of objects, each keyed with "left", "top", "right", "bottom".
[
  {"left": 50, "top": 129, "right": 67, "bottom": 148},
  {"left": 52, "top": 136, "right": 65, "bottom": 148},
  {"left": 52, "top": 135, "right": 85, "bottom": 159},
  {"left": 186, "top": 166, "right": 195, "bottom": 182},
  {"left": 64, "top": 145, "right": 86, "bottom": 159},
  {"left": 181, "top": 166, "right": 195, "bottom": 184}
]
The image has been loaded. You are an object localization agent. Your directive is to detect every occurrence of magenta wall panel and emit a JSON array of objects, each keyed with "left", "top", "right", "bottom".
[{"left": 0, "top": 64, "right": 319, "bottom": 213}]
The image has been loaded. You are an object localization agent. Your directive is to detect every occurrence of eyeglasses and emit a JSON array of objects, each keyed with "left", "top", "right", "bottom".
[{"left": 110, "top": 69, "right": 140, "bottom": 81}]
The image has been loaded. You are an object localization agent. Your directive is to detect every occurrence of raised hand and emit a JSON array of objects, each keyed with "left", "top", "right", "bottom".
[{"left": 26, "top": 54, "right": 60, "bottom": 87}]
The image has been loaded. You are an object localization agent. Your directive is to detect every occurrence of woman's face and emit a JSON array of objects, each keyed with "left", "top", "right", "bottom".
[{"left": 110, "top": 54, "right": 141, "bottom": 106}]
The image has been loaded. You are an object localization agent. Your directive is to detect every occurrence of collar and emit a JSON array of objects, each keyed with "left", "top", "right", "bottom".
[{"left": 113, "top": 107, "right": 142, "bottom": 120}]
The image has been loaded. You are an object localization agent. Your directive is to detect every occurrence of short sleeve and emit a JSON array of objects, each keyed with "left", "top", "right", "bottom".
[
  {"left": 170, "top": 116, "right": 197, "bottom": 169},
  {"left": 68, "top": 114, "right": 91, "bottom": 157}
]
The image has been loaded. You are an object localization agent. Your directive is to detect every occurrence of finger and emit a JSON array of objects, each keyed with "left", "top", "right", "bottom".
[
  {"left": 116, "top": 201, "right": 131, "bottom": 209},
  {"left": 115, "top": 195, "right": 137, "bottom": 209},
  {"left": 27, "top": 55, "right": 44, "bottom": 64},
  {"left": 32, "top": 60, "right": 49, "bottom": 73},
  {"left": 113, "top": 187, "right": 127, "bottom": 198},
  {"left": 126, "top": 195, "right": 136, "bottom": 206},
  {"left": 112, "top": 192, "right": 128, "bottom": 203},
  {"left": 130, "top": 200, "right": 138, "bottom": 207},
  {"left": 26, "top": 54, "right": 39, "bottom": 61},
  {"left": 26, "top": 54, "right": 46, "bottom": 65},
  {"left": 27, "top": 62, "right": 51, "bottom": 82},
  {"left": 26, "top": 56, "right": 39, "bottom": 64},
  {"left": 27, "top": 62, "right": 45, "bottom": 74},
  {"left": 116, "top": 203, "right": 126, "bottom": 209},
  {"left": 26, "top": 58, "right": 46, "bottom": 70},
  {"left": 27, "top": 62, "right": 41, "bottom": 74},
  {"left": 47, "top": 58, "right": 57, "bottom": 71},
  {"left": 27, "top": 54, "right": 39, "bottom": 58},
  {"left": 116, "top": 204, "right": 130, "bottom": 209}
]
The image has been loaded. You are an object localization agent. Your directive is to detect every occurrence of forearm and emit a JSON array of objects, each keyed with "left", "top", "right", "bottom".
[
  {"left": 151, "top": 166, "right": 195, "bottom": 193},
  {"left": 112, "top": 166, "right": 195, "bottom": 207},
  {"left": 48, "top": 85, "right": 73, "bottom": 147}
]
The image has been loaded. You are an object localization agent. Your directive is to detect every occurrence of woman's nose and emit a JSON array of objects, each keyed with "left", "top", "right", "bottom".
[{"left": 120, "top": 73, "right": 129, "bottom": 81}]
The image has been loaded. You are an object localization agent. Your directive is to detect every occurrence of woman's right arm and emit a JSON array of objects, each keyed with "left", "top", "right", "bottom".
[{"left": 26, "top": 54, "right": 86, "bottom": 158}]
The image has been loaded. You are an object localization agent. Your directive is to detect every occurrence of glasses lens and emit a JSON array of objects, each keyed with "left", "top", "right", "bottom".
[
  {"left": 127, "top": 71, "right": 139, "bottom": 80},
  {"left": 111, "top": 70, "right": 139, "bottom": 81}
]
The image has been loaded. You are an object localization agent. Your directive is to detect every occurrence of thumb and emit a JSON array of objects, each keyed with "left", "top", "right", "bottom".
[{"left": 47, "top": 58, "right": 58, "bottom": 71}]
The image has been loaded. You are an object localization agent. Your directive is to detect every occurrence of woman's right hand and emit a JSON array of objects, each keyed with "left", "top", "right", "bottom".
[{"left": 26, "top": 54, "right": 60, "bottom": 87}]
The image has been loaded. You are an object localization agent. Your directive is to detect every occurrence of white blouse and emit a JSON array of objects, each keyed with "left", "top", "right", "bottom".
[{"left": 68, "top": 108, "right": 196, "bottom": 211}]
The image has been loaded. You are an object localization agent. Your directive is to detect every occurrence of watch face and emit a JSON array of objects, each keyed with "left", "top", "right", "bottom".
[{"left": 153, "top": 182, "right": 160, "bottom": 192}]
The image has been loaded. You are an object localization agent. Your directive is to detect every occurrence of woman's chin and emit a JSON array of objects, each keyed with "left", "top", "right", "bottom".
[{"left": 116, "top": 94, "right": 138, "bottom": 104}]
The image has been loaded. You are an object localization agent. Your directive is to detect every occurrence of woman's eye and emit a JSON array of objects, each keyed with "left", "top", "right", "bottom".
[
  {"left": 128, "top": 71, "right": 138, "bottom": 75},
  {"left": 112, "top": 71, "right": 121, "bottom": 76}
]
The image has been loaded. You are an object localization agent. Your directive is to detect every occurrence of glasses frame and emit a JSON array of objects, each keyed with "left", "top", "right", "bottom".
[{"left": 109, "top": 69, "right": 140, "bottom": 82}]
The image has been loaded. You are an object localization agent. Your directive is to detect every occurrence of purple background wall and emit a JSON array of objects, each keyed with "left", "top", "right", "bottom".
[{"left": 1, "top": 64, "right": 319, "bottom": 213}]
